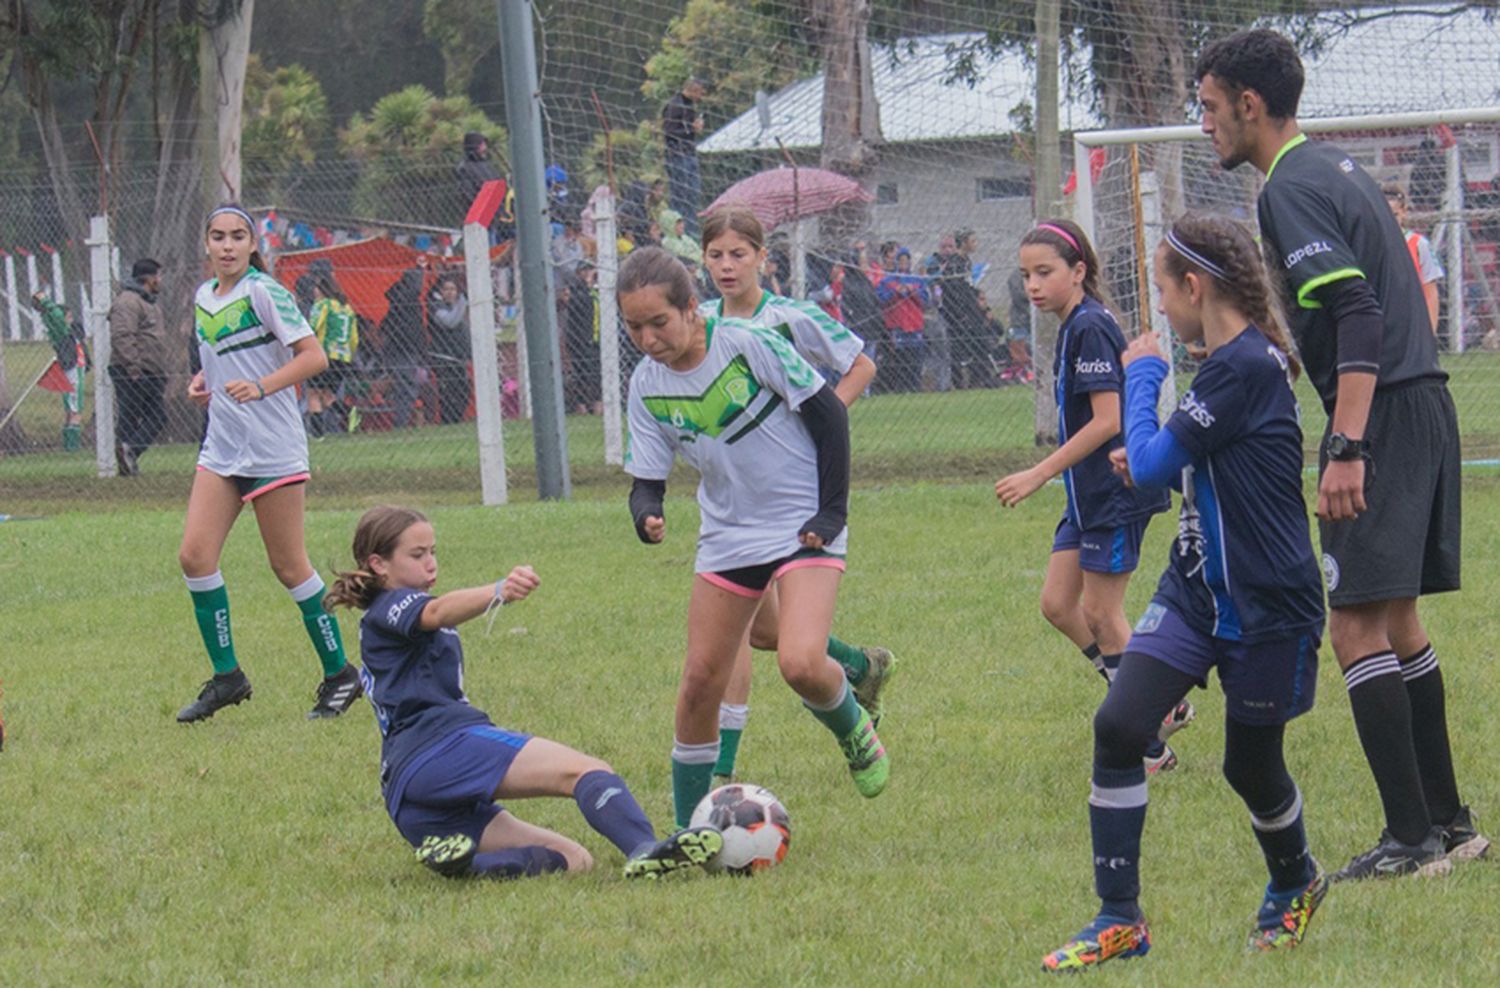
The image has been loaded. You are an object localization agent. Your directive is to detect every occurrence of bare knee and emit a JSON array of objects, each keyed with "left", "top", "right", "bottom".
[
  {"left": 267, "top": 556, "right": 313, "bottom": 589},
  {"left": 560, "top": 756, "right": 614, "bottom": 794},
  {"left": 1328, "top": 604, "right": 1392, "bottom": 668},
  {"left": 178, "top": 542, "right": 218, "bottom": 577},
  {"left": 677, "top": 659, "right": 726, "bottom": 717},
  {"left": 748, "top": 624, "right": 777, "bottom": 652},
  {"left": 777, "top": 646, "right": 828, "bottom": 695},
  {"left": 551, "top": 837, "right": 594, "bottom": 872},
  {"left": 1039, "top": 591, "right": 1075, "bottom": 632}
]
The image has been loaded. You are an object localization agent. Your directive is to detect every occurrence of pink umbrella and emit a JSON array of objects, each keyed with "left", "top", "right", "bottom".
[{"left": 701, "top": 166, "right": 873, "bottom": 229}]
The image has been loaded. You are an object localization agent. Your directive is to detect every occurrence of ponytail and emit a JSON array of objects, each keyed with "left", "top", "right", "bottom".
[{"left": 325, "top": 505, "right": 430, "bottom": 612}]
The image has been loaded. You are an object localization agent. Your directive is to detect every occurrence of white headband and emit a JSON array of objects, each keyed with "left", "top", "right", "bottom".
[{"left": 1165, "top": 228, "right": 1228, "bottom": 282}]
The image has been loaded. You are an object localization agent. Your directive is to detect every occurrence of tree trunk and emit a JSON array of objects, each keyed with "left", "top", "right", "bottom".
[
  {"left": 814, "top": 0, "right": 880, "bottom": 244},
  {"left": 200, "top": 0, "right": 254, "bottom": 204}
]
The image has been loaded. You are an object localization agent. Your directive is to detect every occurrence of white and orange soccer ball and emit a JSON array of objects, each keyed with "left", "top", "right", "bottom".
[{"left": 689, "top": 783, "right": 791, "bottom": 875}]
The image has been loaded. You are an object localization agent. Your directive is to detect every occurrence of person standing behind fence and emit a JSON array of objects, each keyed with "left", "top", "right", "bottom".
[
  {"left": 455, "top": 132, "right": 502, "bottom": 234},
  {"left": 661, "top": 78, "right": 706, "bottom": 239},
  {"left": 877, "top": 248, "right": 928, "bottom": 393},
  {"left": 176, "top": 203, "right": 362, "bottom": 724},
  {"left": 383, "top": 265, "right": 429, "bottom": 429},
  {"left": 107, "top": 258, "right": 167, "bottom": 474},
  {"left": 31, "top": 291, "right": 89, "bottom": 451},
  {"left": 428, "top": 275, "right": 472, "bottom": 425},
  {"left": 1196, "top": 28, "right": 1487, "bottom": 881},
  {"left": 1383, "top": 183, "right": 1444, "bottom": 336},
  {"left": 945, "top": 231, "right": 997, "bottom": 389},
  {"left": 306, "top": 272, "right": 359, "bottom": 437}
]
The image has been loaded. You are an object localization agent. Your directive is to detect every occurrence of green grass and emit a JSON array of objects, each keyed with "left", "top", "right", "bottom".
[
  {"left": 2, "top": 482, "right": 1499, "bottom": 983},
  {"left": 6, "top": 339, "right": 1500, "bottom": 514}
]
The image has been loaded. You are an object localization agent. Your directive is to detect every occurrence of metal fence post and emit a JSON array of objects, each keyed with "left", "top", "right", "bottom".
[{"left": 496, "top": 0, "right": 571, "bottom": 499}]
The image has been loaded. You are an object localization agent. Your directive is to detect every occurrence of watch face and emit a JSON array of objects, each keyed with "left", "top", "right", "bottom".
[{"left": 1327, "top": 434, "right": 1347, "bottom": 457}]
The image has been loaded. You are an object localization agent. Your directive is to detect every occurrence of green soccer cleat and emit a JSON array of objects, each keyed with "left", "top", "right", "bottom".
[
  {"left": 1249, "top": 865, "right": 1329, "bottom": 951},
  {"left": 1042, "top": 915, "right": 1151, "bottom": 973},
  {"left": 839, "top": 708, "right": 889, "bottom": 798},
  {"left": 852, "top": 646, "right": 897, "bottom": 728},
  {"left": 623, "top": 826, "right": 723, "bottom": 880},
  {"left": 416, "top": 833, "right": 477, "bottom": 877}
]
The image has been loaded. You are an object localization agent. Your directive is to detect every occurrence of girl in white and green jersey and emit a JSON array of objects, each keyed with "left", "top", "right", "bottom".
[
  {"left": 619, "top": 246, "right": 890, "bottom": 828},
  {"left": 175, "top": 204, "right": 360, "bottom": 724},
  {"left": 697, "top": 206, "right": 893, "bottom": 786}
]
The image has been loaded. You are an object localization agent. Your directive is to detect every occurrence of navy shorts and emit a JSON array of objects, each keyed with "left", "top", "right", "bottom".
[
  {"left": 1052, "top": 516, "right": 1146, "bottom": 574},
  {"left": 1128, "top": 601, "right": 1318, "bottom": 726},
  {"left": 389, "top": 725, "right": 533, "bottom": 848}
]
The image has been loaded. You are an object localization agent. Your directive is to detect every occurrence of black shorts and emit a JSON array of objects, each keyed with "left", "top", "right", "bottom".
[
  {"left": 1319, "top": 380, "right": 1461, "bottom": 607},
  {"left": 702, "top": 547, "right": 845, "bottom": 598}
]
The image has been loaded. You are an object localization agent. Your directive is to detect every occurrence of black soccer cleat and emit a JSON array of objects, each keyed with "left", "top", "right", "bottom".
[
  {"left": 416, "top": 833, "right": 478, "bottom": 877},
  {"left": 1439, "top": 806, "right": 1491, "bottom": 862},
  {"left": 307, "top": 662, "right": 364, "bottom": 720},
  {"left": 1331, "top": 827, "right": 1452, "bottom": 882},
  {"left": 176, "top": 668, "right": 253, "bottom": 723},
  {"left": 623, "top": 826, "right": 724, "bottom": 879}
]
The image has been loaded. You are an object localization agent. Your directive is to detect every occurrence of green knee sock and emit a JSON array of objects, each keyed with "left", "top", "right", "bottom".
[
  {"left": 804, "top": 680, "right": 863, "bottom": 738},
  {"left": 827, "top": 635, "right": 870, "bottom": 685},
  {"left": 715, "top": 703, "right": 749, "bottom": 776},
  {"left": 671, "top": 739, "right": 719, "bottom": 828},
  {"left": 61, "top": 424, "right": 81, "bottom": 451},
  {"left": 715, "top": 729, "right": 743, "bottom": 776},
  {"left": 291, "top": 574, "right": 347, "bottom": 677},
  {"left": 186, "top": 572, "right": 238, "bottom": 675}
]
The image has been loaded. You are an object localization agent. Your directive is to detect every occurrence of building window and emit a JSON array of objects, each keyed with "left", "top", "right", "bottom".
[
  {"left": 875, "top": 183, "right": 899, "bottom": 205},
  {"left": 977, "top": 176, "right": 1031, "bottom": 202}
]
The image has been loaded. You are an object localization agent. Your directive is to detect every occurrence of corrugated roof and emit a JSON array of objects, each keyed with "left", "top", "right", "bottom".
[{"left": 700, "top": 9, "right": 1500, "bottom": 154}]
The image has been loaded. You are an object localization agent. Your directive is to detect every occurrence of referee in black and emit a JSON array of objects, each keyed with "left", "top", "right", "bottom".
[{"left": 1193, "top": 29, "right": 1488, "bottom": 880}]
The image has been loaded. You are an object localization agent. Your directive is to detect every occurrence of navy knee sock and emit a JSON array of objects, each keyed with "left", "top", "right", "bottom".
[
  {"left": 575, "top": 769, "right": 657, "bottom": 857},
  {"left": 469, "top": 845, "right": 569, "bottom": 879},
  {"left": 1090, "top": 763, "right": 1147, "bottom": 922}
]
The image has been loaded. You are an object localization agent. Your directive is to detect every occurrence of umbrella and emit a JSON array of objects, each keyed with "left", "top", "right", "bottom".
[{"left": 701, "top": 166, "right": 873, "bottom": 230}]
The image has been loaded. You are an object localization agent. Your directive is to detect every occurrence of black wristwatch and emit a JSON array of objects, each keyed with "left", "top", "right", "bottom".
[{"left": 1324, "top": 432, "right": 1369, "bottom": 461}]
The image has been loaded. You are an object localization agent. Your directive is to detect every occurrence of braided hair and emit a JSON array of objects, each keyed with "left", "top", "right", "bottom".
[
  {"left": 325, "top": 505, "right": 429, "bottom": 611},
  {"left": 1159, "top": 211, "right": 1301, "bottom": 380}
]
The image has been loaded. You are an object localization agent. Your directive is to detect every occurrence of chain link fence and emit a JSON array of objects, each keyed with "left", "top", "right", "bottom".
[{"left": 2, "top": 2, "right": 1498, "bottom": 512}]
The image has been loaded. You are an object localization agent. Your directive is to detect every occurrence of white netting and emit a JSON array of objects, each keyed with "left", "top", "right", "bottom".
[{"left": 2, "top": 2, "right": 1498, "bottom": 508}]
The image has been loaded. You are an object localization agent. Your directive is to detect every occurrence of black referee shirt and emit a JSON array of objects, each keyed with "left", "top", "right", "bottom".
[{"left": 1255, "top": 135, "right": 1445, "bottom": 407}]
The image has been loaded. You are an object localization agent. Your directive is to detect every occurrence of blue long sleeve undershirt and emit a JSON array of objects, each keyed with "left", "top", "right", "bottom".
[{"left": 1123, "top": 355, "right": 1194, "bottom": 490}]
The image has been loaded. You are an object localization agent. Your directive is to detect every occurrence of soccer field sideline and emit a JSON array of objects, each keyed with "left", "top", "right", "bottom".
[{"left": 1, "top": 484, "right": 1497, "bottom": 983}]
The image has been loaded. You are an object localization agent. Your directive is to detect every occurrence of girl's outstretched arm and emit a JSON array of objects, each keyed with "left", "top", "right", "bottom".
[
  {"left": 995, "top": 389, "right": 1121, "bottom": 507},
  {"left": 418, "top": 565, "right": 539, "bottom": 631}
]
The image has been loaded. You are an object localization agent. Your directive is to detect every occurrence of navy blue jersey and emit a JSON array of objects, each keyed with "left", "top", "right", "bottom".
[
  {"left": 359, "top": 587, "right": 492, "bottom": 799},
  {"left": 1054, "top": 296, "right": 1170, "bottom": 529},
  {"left": 1150, "top": 326, "right": 1324, "bottom": 643}
]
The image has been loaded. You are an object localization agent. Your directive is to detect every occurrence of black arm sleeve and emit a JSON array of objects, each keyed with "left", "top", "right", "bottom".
[
  {"left": 795, "top": 384, "right": 851, "bottom": 543},
  {"left": 1312, "top": 276, "right": 1382, "bottom": 380},
  {"left": 628, "top": 477, "right": 666, "bottom": 544}
]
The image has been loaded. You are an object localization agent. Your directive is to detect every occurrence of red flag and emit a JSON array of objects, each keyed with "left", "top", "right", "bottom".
[{"left": 36, "top": 360, "right": 72, "bottom": 393}]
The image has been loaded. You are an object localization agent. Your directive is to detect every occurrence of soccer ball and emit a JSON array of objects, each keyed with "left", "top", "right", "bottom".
[{"left": 689, "top": 783, "right": 791, "bottom": 875}]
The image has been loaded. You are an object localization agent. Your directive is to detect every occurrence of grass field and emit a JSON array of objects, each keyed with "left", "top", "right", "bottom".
[
  {"left": 2, "top": 482, "right": 1499, "bottom": 984},
  {"left": 5, "top": 338, "right": 1500, "bottom": 515}
]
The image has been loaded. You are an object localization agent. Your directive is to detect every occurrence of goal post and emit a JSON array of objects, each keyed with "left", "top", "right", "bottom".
[{"left": 1072, "top": 106, "right": 1500, "bottom": 370}]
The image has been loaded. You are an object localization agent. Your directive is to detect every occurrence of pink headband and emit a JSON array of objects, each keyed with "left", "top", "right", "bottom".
[{"left": 1035, "top": 223, "right": 1081, "bottom": 256}]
